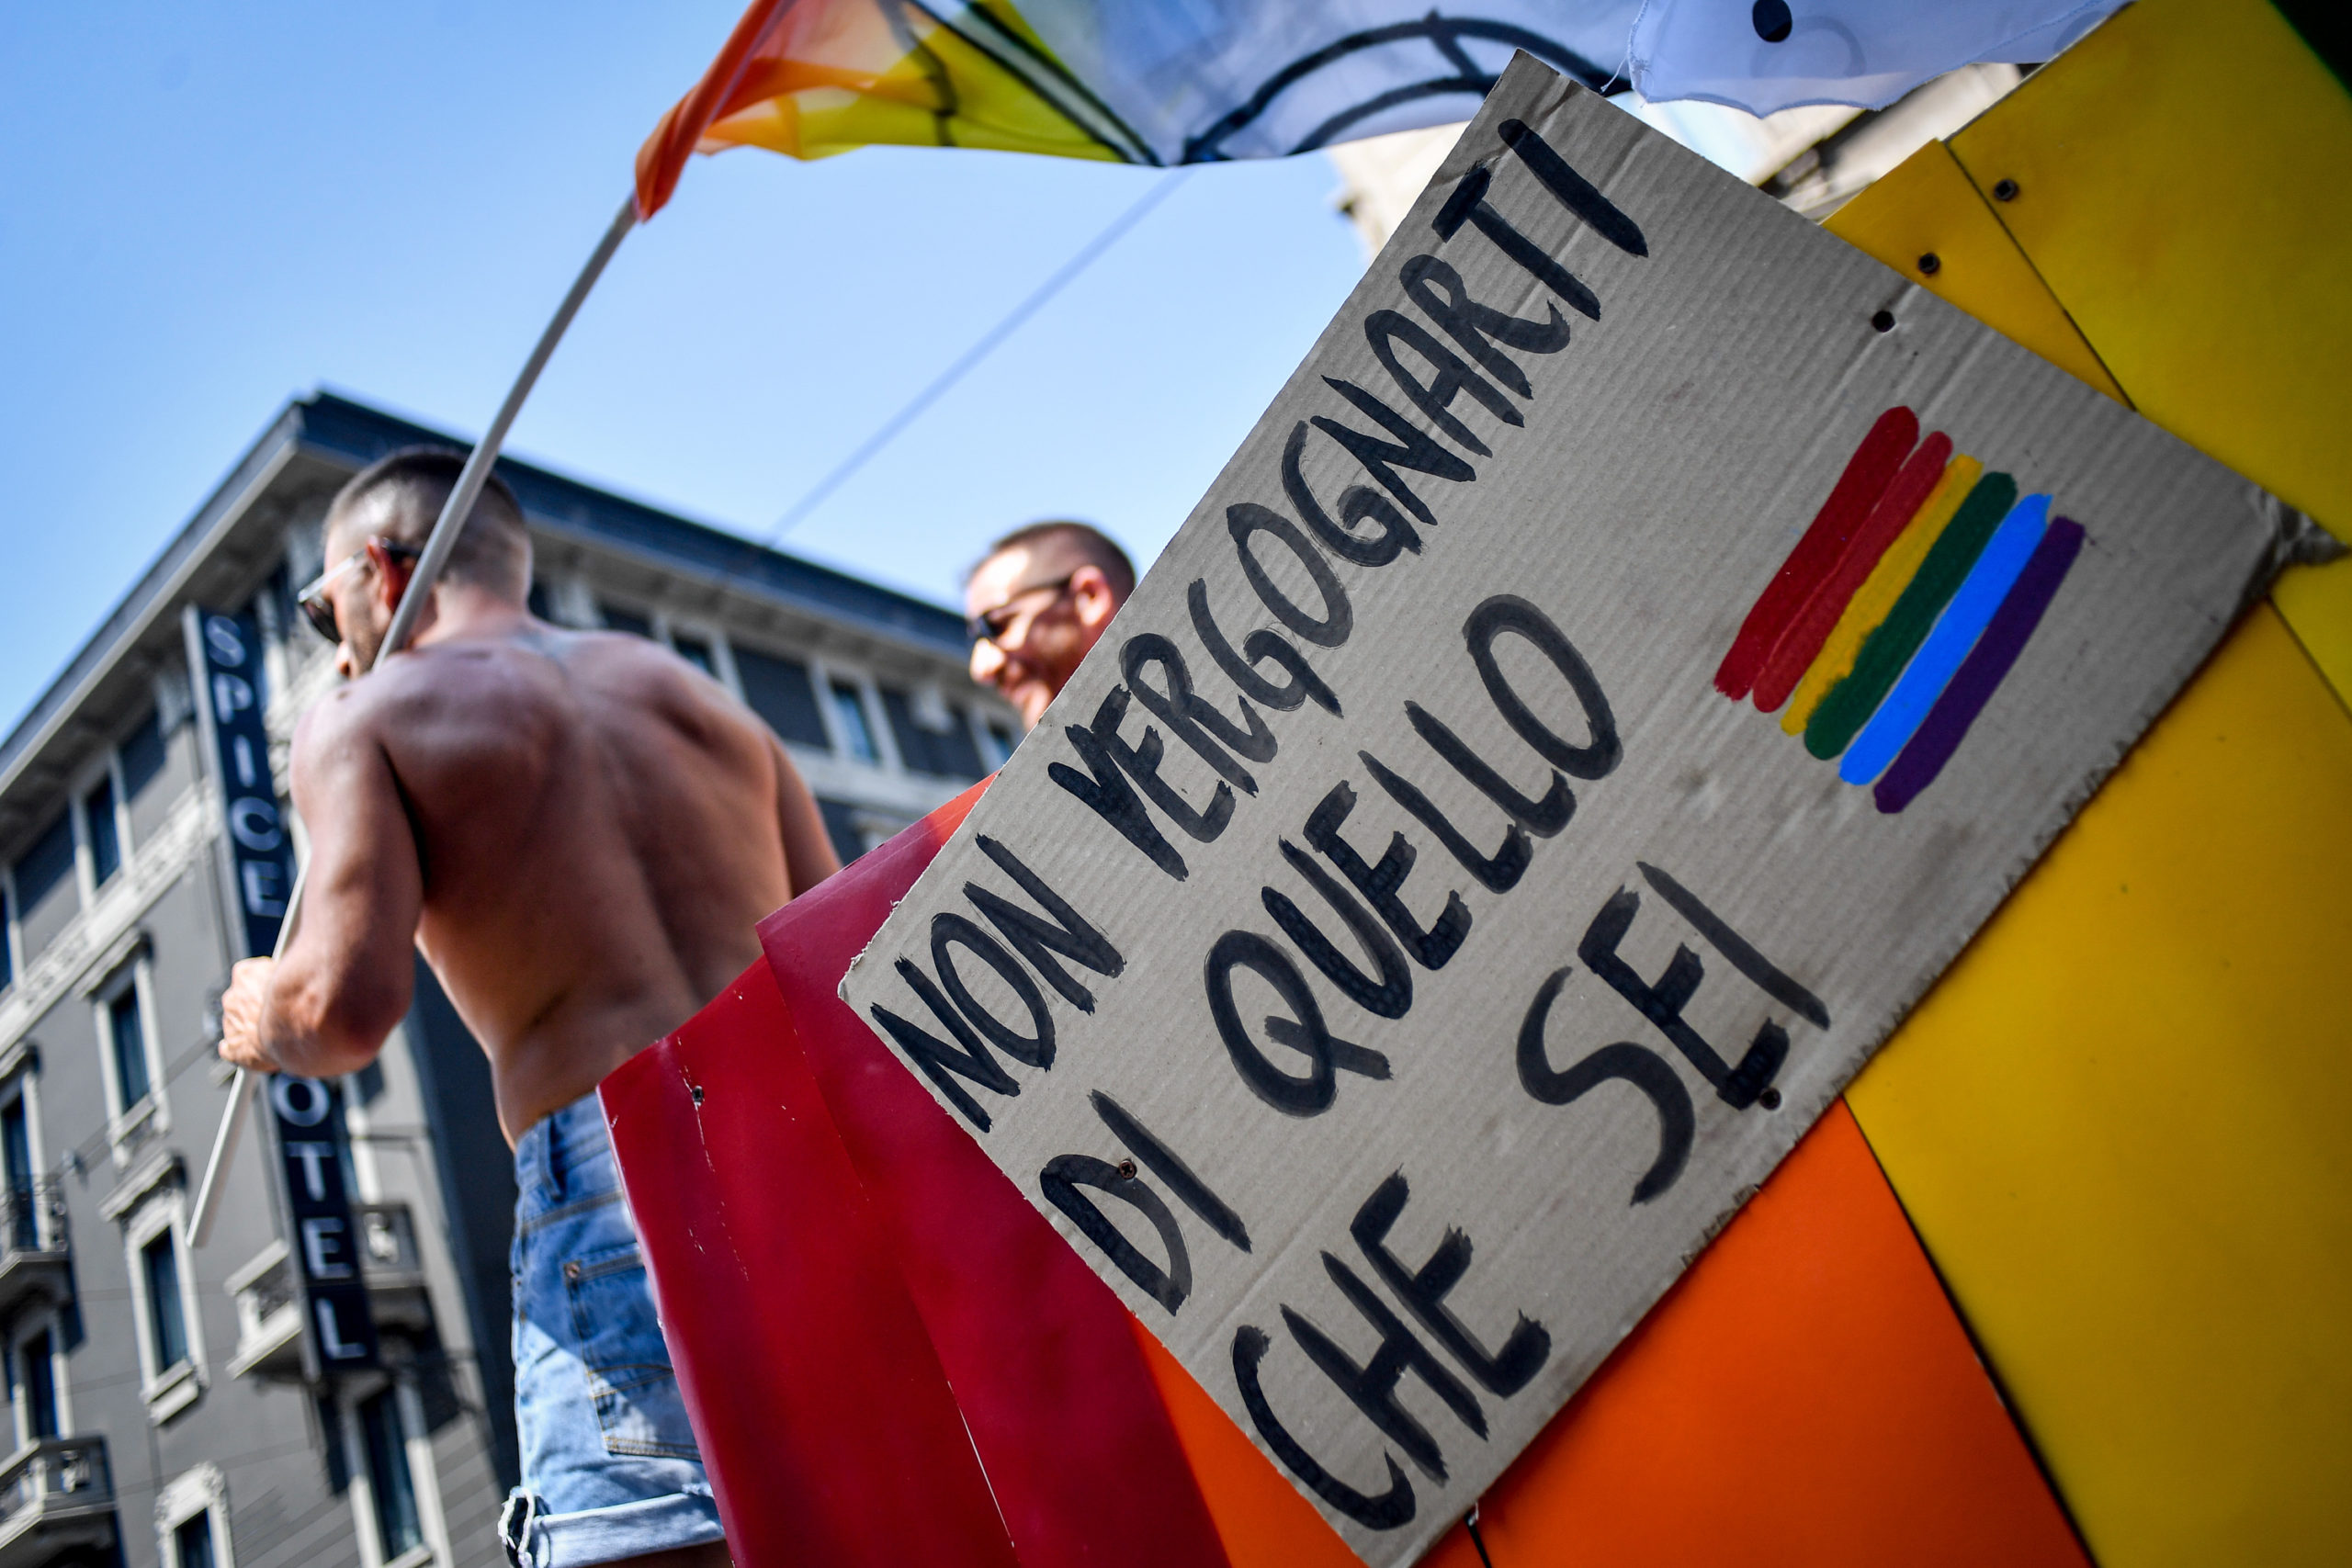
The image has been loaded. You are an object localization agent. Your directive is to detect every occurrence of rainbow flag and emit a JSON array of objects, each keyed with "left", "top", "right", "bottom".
[
  {"left": 634, "top": 1, "right": 1645, "bottom": 214},
  {"left": 633, "top": 1, "right": 2132, "bottom": 216},
  {"left": 1714, "top": 405, "right": 2087, "bottom": 815}
]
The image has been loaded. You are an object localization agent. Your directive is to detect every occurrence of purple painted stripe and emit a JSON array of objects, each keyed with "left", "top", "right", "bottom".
[{"left": 1874, "top": 517, "right": 2086, "bottom": 814}]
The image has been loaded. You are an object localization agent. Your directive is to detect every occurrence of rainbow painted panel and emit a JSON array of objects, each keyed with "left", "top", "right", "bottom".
[{"left": 1713, "top": 408, "right": 2086, "bottom": 813}]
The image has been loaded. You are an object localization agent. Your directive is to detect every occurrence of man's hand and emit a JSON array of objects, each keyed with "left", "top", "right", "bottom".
[{"left": 219, "top": 958, "right": 283, "bottom": 1073}]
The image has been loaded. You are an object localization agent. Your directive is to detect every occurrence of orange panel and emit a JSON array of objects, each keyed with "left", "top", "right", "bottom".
[
  {"left": 1140, "top": 1102, "right": 2086, "bottom": 1567},
  {"left": 1135, "top": 1323, "right": 1361, "bottom": 1568}
]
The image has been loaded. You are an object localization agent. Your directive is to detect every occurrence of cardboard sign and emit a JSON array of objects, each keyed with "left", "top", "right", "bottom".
[{"left": 839, "top": 56, "right": 2285, "bottom": 1566}]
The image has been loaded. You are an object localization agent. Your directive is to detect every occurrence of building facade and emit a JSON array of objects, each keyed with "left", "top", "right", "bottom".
[{"left": 0, "top": 391, "right": 1012, "bottom": 1568}]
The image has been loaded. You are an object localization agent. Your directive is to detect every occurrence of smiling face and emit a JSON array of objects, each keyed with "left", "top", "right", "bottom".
[{"left": 965, "top": 537, "right": 1124, "bottom": 729}]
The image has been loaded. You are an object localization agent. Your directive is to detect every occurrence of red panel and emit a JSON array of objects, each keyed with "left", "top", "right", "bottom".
[
  {"left": 602, "top": 963, "right": 1018, "bottom": 1567},
  {"left": 611, "top": 786, "right": 2077, "bottom": 1568},
  {"left": 757, "top": 783, "right": 1231, "bottom": 1568}
]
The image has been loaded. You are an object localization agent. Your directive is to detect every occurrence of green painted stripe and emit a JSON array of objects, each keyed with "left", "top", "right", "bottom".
[{"left": 1804, "top": 470, "right": 2020, "bottom": 759}]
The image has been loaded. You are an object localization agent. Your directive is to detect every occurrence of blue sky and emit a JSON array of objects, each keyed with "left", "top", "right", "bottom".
[{"left": 0, "top": 3, "right": 1369, "bottom": 732}]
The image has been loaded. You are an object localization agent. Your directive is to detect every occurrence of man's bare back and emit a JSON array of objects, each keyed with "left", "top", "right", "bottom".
[
  {"left": 372, "top": 620, "right": 830, "bottom": 1137},
  {"left": 230, "top": 605, "right": 836, "bottom": 1142},
  {"left": 213, "top": 455, "right": 834, "bottom": 1568}
]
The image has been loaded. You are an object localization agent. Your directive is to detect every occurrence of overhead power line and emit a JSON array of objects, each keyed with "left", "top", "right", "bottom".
[{"left": 761, "top": 169, "right": 1192, "bottom": 548}]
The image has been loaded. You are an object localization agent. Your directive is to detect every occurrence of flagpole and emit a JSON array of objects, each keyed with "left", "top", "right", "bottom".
[{"left": 189, "top": 191, "right": 640, "bottom": 1248}]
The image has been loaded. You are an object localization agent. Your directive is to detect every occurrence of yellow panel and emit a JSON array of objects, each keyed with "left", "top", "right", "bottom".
[
  {"left": 2271, "top": 553, "right": 2352, "bottom": 713},
  {"left": 1845, "top": 604, "right": 2352, "bottom": 1567},
  {"left": 1945, "top": 0, "right": 2352, "bottom": 538},
  {"left": 1823, "top": 141, "right": 2128, "bottom": 404}
]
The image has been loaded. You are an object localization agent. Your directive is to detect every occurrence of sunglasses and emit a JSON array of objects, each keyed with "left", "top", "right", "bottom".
[
  {"left": 966, "top": 574, "right": 1076, "bottom": 648},
  {"left": 296, "top": 538, "right": 421, "bottom": 643}
]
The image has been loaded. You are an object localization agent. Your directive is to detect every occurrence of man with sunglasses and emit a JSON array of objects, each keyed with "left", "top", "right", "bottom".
[
  {"left": 217, "top": 447, "right": 837, "bottom": 1568},
  {"left": 964, "top": 520, "right": 1136, "bottom": 731}
]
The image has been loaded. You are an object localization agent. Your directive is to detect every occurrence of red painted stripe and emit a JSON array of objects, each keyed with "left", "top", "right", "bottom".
[
  {"left": 1715, "top": 407, "right": 1918, "bottom": 701},
  {"left": 1752, "top": 431, "right": 1955, "bottom": 713}
]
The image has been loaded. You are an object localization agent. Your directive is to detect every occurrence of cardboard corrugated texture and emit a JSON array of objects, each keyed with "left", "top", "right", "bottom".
[{"left": 840, "top": 55, "right": 2285, "bottom": 1564}]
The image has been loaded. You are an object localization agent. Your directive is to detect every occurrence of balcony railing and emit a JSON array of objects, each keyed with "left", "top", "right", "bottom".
[
  {"left": 0, "top": 1185, "right": 70, "bottom": 1322},
  {"left": 230, "top": 1202, "right": 435, "bottom": 1380},
  {"left": 0, "top": 1436, "right": 117, "bottom": 1568},
  {"left": 226, "top": 1241, "right": 304, "bottom": 1382},
  {"left": 0, "top": 1184, "right": 62, "bottom": 1256},
  {"left": 356, "top": 1201, "right": 431, "bottom": 1330}
]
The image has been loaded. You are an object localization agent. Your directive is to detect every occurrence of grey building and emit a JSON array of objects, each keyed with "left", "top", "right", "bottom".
[{"left": 0, "top": 391, "right": 1013, "bottom": 1568}]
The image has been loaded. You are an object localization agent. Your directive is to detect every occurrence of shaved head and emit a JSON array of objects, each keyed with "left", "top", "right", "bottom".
[
  {"left": 968, "top": 520, "right": 1136, "bottom": 600},
  {"left": 327, "top": 447, "right": 531, "bottom": 604},
  {"left": 965, "top": 518, "right": 1133, "bottom": 729}
]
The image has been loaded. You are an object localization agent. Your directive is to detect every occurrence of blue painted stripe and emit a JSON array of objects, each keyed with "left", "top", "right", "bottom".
[{"left": 1839, "top": 494, "right": 2052, "bottom": 784}]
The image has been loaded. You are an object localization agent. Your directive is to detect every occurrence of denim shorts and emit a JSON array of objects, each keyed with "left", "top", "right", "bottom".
[{"left": 500, "top": 1093, "right": 723, "bottom": 1566}]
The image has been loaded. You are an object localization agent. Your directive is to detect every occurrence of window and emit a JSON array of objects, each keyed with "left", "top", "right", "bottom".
[
  {"left": 358, "top": 1387, "right": 424, "bottom": 1560},
  {"left": 880, "top": 688, "right": 984, "bottom": 780},
  {"left": 19, "top": 1330, "right": 56, "bottom": 1441},
  {"left": 599, "top": 602, "right": 653, "bottom": 638},
  {"left": 173, "top": 1513, "right": 218, "bottom": 1568},
  {"left": 829, "top": 682, "right": 878, "bottom": 764},
  {"left": 119, "top": 708, "right": 167, "bottom": 800},
  {"left": 142, "top": 1233, "right": 189, "bottom": 1371},
  {"left": 734, "top": 648, "right": 831, "bottom": 749},
  {"left": 2, "top": 1097, "right": 33, "bottom": 1250},
  {"left": 671, "top": 633, "right": 717, "bottom": 675},
  {"left": 85, "top": 776, "right": 120, "bottom": 888},
  {"left": 156, "top": 1464, "right": 230, "bottom": 1568},
  {"left": 978, "top": 718, "right": 1019, "bottom": 771},
  {"left": 11, "top": 818, "right": 76, "bottom": 926},
  {"left": 108, "top": 987, "right": 151, "bottom": 1111},
  {"left": 11, "top": 816, "right": 74, "bottom": 910},
  {"left": 10, "top": 812, "right": 79, "bottom": 958},
  {"left": 0, "top": 887, "right": 11, "bottom": 992}
]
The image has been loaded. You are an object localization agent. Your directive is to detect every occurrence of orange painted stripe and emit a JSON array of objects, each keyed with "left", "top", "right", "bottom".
[
  {"left": 1753, "top": 431, "right": 1955, "bottom": 713},
  {"left": 1784, "top": 453, "right": 1984, "bottom": 735},
  {"left": 1139, "top": 1101, "right": 2086, "bottom": 1568},
  {"left": 1715, "top": 407, "right": 1918, "bottom": 701}
]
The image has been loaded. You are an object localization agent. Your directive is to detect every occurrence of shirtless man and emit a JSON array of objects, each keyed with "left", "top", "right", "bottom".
[
  {"left": 964, "top": 520, "right": 1136, "bottom": 730},
  {"left": 218, "top": 448, "right": 838, "bottom": 1568}
]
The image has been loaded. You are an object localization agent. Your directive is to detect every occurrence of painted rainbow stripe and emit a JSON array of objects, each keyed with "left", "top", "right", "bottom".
[{"left": 1713, "top": 407, "right": 2086, "bottom": 813}]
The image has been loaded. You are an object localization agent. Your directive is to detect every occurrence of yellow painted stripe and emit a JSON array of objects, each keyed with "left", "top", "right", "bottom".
[{"left": 1783, "top": 453, "right": 1984, "bottom": 734}]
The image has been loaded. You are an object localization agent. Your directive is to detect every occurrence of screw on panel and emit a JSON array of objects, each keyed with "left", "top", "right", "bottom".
[
  {"left": 1871, "top": 310, "right": 1897, "bottom": 333},
  {"left": 1917, "top": 253, "right": 1942, "bottom": 276},
  {"left": 690, "top": 1084, "right": 705, "bottom": 1107},
  {"left": 1993, "top": 178, "right": 2020, "bottom": 201},
  {"left": 1115, "top": 1159, "right": 1138, "bottom": 1180}
]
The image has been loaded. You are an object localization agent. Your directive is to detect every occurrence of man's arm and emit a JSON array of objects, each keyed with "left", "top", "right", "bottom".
[
  {"left": 220, "top": 690, "right": 422, "bottom": 1077},
  {"left": 771, "top": 735, "right": 841, "bottom": 897}
]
